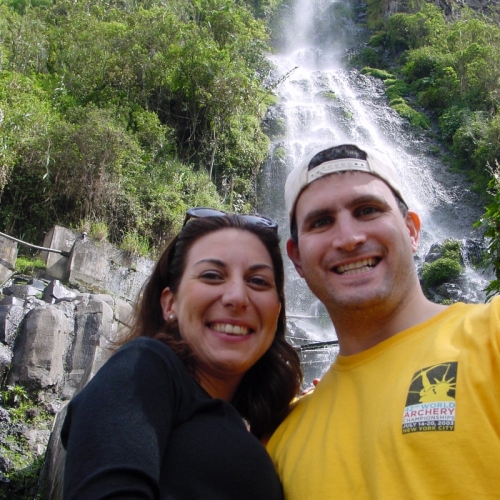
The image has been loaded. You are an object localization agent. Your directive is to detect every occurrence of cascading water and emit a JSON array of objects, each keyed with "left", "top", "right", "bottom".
[{"left": 259, "top": 0, "right": 489, "bottom": 386}]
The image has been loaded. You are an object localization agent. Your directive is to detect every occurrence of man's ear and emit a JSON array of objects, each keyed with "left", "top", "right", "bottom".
[
  {"left": 406, "top": 211, "right": 421, "bottom": 253},
  {"left": 286, "top": 238, "right": 305, "bottom": 278},
  {"left": 160, "top": 287, "right": 176, "bottom": 321}
]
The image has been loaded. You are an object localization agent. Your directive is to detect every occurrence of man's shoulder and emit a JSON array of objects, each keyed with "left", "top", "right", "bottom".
[{"left": 443, "top": 296, "right": 500, "bottom": 324}]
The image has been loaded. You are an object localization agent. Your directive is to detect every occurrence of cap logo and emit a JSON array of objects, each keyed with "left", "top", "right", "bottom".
[{"left": 307, "top": 159, "right": 370, "bottom": 183}]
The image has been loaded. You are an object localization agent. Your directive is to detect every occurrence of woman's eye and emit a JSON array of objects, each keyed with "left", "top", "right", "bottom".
[
  {"left": 200, "top": 271, "right": 223, "bottom": 281},
  {"left": 248, "top": 276, "right": 272, "bottom": 288}
]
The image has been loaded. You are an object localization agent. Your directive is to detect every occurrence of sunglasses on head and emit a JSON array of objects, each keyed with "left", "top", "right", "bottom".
[{"left": 183, "top": 207, "right": 278, "bottom": 232}]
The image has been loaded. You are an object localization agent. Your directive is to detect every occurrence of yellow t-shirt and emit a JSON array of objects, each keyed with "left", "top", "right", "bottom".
[{"left": 267, "top": 299, "right": 500, "bottom": 499}]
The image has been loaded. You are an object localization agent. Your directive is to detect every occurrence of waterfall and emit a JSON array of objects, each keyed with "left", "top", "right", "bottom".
[{"left": 259, "top": 0, "right": 489, "bottom": 386}]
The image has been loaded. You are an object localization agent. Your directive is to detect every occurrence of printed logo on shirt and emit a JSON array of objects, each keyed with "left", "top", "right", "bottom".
[{"left": 402, "top": 362, "right": 457, "bottom": 434}]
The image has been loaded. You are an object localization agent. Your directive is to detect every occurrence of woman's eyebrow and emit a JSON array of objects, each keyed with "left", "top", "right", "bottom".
[
  {"left": 194, "top": 258, "right": 225, "bottom": 267},
  {"left": 193, "top": 259, "right": 274, "bottom": 272}
]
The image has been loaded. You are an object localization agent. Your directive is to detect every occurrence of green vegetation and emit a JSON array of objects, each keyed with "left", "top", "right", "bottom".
[
  {"left": 420, "top": 239, "right": 464, "bottom": 294},
  {"left": 316, "top": 90, "right": 337, "bottom": 101},
  {"left": 440, "top": 238, "right": 463, "bottom": 263},
  {"left": 358, "top": 4, "right": 500, "bottom": 185},
  {"left": 0, "top": 385, "right": 54, "bottom": 500},
  {"left": 14, "top": 257, "right": 46, "bottom": 274},
  {"left": 354, "top": 1, "right": 500, "bottom": 297},
  {"left": 0, "top": 0, "right": 281, "bottom": 252},
  {"left": 421, "top": 257, "right": 462, "bottom": 289},
  {"left": 474, "top": 162, "right": 500, "bottom": 301},
  {"left": 89, "top": 221, "right": 109, "bottom": 243},
  {"left": 120, "top": 229, "right": 150, "bottom": 257}
]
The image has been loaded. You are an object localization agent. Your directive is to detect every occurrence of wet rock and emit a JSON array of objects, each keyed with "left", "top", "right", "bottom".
[
  {"left": 2, "top": 285, "right": 41, "bottom": 300},
  {"left": 29, "top": 279, "right": 48, "bottom": 291},
  {"left": 0, "top": 407, "right": 10, "bottom": 423},
  {"left": 42, "top": 280, "right": 77, "bottom": 304},
  {"left": 0, "top": 343, "right": 13, "bottom": 378},
  {"left": 0, "top": 305, "right": 25, "bottom": 346},
  {"left": 0, "top": 296, "right": 25, "bottom": 306}
]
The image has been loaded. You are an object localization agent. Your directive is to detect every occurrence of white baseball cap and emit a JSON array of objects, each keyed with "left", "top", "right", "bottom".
[{"left": 285, "top": 142, "right": 407, "bottom": 222}]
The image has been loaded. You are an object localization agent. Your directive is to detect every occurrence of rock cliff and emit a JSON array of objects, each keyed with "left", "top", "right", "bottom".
[{"left": 0, "top": 228, "right": 154, "bottom": 499}]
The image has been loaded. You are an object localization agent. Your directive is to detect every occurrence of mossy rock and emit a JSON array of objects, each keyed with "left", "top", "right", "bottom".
[
  {"left": 368, "top": 32, "right": 387, "bottom": 47},
  {"left": 266, "top": 117, "right": 287, "bottom": 139},
  {"left": 361, "top": 67, "right": 393, "bottom": 80},
  {"left": 391, "top": 101, "right": 430, "bottom": 129},
  {"left": 421, "top": 257, "right": 462, "bottom": 289},
  {"left": 389, "top": 97, "right": 405, "bottom": 106},
  {"left": 385, "top": 81, "right": 411, "bottom": 100},
  {"left": 316, "top": 90, "right": 337, "bottom": 101},
  {"left": 273, "top": 146, "right": 287, "bottom": 160}
]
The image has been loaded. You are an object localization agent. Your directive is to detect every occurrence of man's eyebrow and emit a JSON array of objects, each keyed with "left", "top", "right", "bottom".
[
  {"left": 302, "top": 208, "right": 335, "bottom": 226},
  {"left": 346, "top": 194, "right": 391, "bottom": 208}
]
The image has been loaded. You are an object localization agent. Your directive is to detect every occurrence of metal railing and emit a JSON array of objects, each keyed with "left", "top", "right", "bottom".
[{"left": 0, "top": 231, "right": 71, "bottom": 257}]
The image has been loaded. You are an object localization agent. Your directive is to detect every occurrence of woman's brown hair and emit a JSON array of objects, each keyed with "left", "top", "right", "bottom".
[{"left": 125, "top": 215, "right": 302, "bottom": 439}]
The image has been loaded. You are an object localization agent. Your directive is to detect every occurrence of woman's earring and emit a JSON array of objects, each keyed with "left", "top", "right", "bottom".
[{"left": 167, "top": 313, "right": 176, "bottom": 322}]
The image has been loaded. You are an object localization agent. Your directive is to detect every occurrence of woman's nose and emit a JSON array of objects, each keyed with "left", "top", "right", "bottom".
[{"left": 221, "top": 279, "right": 250, "bottom": 310}]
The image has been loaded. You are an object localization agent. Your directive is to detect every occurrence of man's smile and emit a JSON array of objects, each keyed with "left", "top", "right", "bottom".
[{"left": 334, "top": 257, "right": 379, "bottom": 275}]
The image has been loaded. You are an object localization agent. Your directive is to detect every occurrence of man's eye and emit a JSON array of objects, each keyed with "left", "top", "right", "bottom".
[
  {"left": 358, "top": 206, "right": 379, "bottom": 217},
  {"left": 311, "top": 217, "right": 331, "bottom": 229}
]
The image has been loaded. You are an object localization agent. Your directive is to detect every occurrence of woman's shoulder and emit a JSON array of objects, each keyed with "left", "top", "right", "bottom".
[
  {"left": 114, "top": 337, "right": 187, "bottom": 375},
  {"left": 70, "top": 337, "right": 194, "bottom": 409}
]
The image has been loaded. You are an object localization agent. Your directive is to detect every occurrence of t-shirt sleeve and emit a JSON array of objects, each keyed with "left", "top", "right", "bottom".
[{"left": 61, "top": 338, "right": 181, "bottom": 500}]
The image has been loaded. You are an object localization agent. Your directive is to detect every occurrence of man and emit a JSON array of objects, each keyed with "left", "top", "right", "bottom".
[{"left": 267, "top": 142, "right": 500, "bottom": 499}]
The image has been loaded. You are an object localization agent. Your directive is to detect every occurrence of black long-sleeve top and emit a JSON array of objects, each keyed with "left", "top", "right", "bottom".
[{"left": 61, "top": 337, "right": 283, "bottom": 500}]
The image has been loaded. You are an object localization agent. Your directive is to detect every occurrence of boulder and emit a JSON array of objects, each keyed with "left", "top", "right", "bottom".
[
  {"left": 8, "top": 305, "right": 74, "bottom": 390},
  {"left": 0, "top": 304, "right": 25, "bottom": 346}
]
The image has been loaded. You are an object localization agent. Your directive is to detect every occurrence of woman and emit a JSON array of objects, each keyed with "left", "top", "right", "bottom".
[{"left": 61, "top": 208, "right": 302, "bottom": 499}]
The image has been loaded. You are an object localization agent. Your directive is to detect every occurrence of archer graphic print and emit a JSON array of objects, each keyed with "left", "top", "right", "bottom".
[{"left": 402, "top": 362, "right": 457, "bottom": 434}]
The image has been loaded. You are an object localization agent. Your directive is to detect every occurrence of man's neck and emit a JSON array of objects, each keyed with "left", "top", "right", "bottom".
[{"left": 331, "top": 290, "right": 448, "bottom": 356}]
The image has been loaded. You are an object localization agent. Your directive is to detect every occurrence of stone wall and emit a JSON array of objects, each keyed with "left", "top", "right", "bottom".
[
  {"left": 0, "top": 234, "right": 17, "bottom": 285},
  {"left": 39, "top": 225, "right": 154, "bottom": 303}
]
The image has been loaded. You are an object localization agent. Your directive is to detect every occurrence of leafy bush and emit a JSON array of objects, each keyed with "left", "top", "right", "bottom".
[
  {"left": 273, "top": 146, "right": 287, "bottom": 160},
  {"left": 354, "top": 47, "right": 381, "bottom": 67},
  {"left": 421, "top": 257, "right": 462, "bottom": 288},
  {"left": 474, "top": 161, "right": 500, "bottom": 300},
  {"left": 384, "top": 80, "right": 411, "bottom": 101},
  {"left": 0, "top": 0, "right": 274, "bottom": 253},
  {"left": 441, "top": 238, "right": 462, "bottom": 263}
]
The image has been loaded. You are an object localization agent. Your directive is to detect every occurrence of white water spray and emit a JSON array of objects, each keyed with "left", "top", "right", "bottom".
[{"left": 261, "top": 0, "right": 488, "bottom": 384}]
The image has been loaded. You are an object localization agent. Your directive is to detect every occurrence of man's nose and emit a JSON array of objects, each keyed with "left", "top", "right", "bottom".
[{"left": 330, "top": 216, "right": 366, "bottom": 251}]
